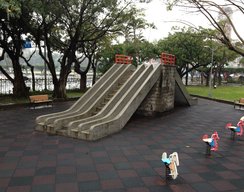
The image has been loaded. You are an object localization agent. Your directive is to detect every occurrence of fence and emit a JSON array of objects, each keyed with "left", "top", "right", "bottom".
[{"left": 0, "top": 77, "right": 92, "bottom": 95}]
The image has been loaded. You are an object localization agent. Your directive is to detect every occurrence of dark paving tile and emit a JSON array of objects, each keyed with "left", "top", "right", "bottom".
[
  {"left": 210, "top": 180, "right": 237, "bottom": 191},
  {"left": 56, "top": 166, "right": 76, "bottom": 174},
  {"left": 98, "top": 170, "right": 119, "bottom": 180},
  {"left": 216, "top": 170, "right": 241, "bottom": 180},
  {"left": 55, "top": 174, "right": 76, "bottom": 183},
  {"left": 96, "top": 163, "right": 114, "bottom": 171},
  {"left": 8, "top": 176, "right": 33, "bottom": 186},
  {"left": 136, "top": 168, "right": 157, "bottom": 177},
  {"left": 103, "top": 188, "right": 125, "bottom": 192},
  {"left": 191, "top": 182, "right": 216, "bottom": 192},
  {"left": 93, "top": 156, "right": 111, "bottom": 164},
  {"left": 78, "top": 180, "right": 101, "bottom": 191},
  {"left": 77, "top": 172, "right": 99, "bottom": 182},
  {"left": 35, "top": 167, "right": 56, "bottom": 175},
  {"left": 181, "top": 173, "right": 205, "bottom": 183},
  {"left": 199, "top": 172, "right": 221, "bottom": 181},
  {"left": 31, "top": 184, "right": 54, "bottom": 192},
  {"left": 0, "top": 170, "right": 15, "bottom": 178},
  {"left": 126, "top": 155, "right": 142, "bottom": 162},
  {"left": 147, "top": 185, "right": 172, "bottom": 192},
  {"left": 2, "top": 99, "right": 244, "bottom": 191},
  {"left": 230, "top": 179, "right": 244, "bottom": 188},
  {"left": 55, "top": 183, "right": 79, "bottom": 192},
  {"left": 126, "top": 187, "right": 150, "bottom": 192},
  {"left": 122, "top": 177, "right": 144, "bottom": 188},
  {"left": 118, "top": 170, "right": 138, "bottom": 178},
  {"left": 37, "top": 160, "right": 56, "bottom": 167},
  {"left": 114, "top": 162, "right": 132, "bottom": 170},
  {"left": 0, "top": 178, "right": 10, "bottom": 189},
  {"left": 32, "top": 175, "right": 55, "bottom": 185},
  {"left": 100, "top": 179, "right": 124, "bottom": 190},
  {"left": 6, "top": 185, "right": 31, "bottom": 192},
  {"left": 77, "top": 164, "right": 96, "bottom": 172},
  {"left": 17, "top": 160, "right": 37, "bottom": 169},
  {"left": 141, "top": 176, "right": 166, "bottom": 187},
  {"left": 169, "top": 184, "right": 196, "bottom": 192},
  {"left": 131, "top": 162, "right": 150, "bottom": 169}
]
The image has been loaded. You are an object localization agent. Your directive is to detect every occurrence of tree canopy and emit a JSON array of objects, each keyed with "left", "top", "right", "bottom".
[
  {"left": 165, "top": 0, "right": 244, "bottom": 57},
  {"left": 1, "top": 0, "right": 149, "bottom": 98}
]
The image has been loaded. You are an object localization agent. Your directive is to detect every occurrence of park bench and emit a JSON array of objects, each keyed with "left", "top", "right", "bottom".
[
  {"left": 29, "top": 94, "right": 53, "bottom": 109},
  {"left": 234, "top": 98, "right": 244, "bottom": 109}
]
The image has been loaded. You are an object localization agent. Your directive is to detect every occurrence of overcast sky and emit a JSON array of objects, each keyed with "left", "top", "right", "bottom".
[{"left": 137, "top": 0, "right": 243, "bottom": 42}]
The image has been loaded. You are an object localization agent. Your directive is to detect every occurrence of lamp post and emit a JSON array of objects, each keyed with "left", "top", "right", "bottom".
[
  {"left": 204, "top": 46, "right": 214, "bottom": 98},
  {"left": 41, "top": 40, "right": 47, "bottom": 91},
  {"left": 209, "top": 47, "right": 214, "bottom": 98},
  {"left": 44, "top": 40, "right": 47, "bottom": 91}
]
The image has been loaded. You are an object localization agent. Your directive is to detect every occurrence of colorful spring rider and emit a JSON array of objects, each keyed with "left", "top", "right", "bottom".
[
  {"left": 225, "top": 116, "right": 244, "bottom": 140},
  {"left": 202, "top": 131, "right": 220, "bottom": 156},
  {"left": 161, "top": 152, "right": 179, "bottom": 180}
]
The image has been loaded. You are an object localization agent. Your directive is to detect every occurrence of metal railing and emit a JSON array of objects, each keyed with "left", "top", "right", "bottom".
[{"left": 0, "top": 77, "right": 92, "bottom": 95}]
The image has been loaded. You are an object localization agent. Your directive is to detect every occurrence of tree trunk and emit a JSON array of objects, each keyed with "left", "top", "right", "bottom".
[
  {"left": 30, "top": 66, "right": 35, "bottom": 91},
  {"left": 52, "top": 72, "right": 68, "bottom": 99},
  {"left": 80, "top": 74, "right": 87, "bottom": 92},
  {"left": 201, "top": 72, "right": 204, "bottom": 85},
  {"left": 53, "top": 81, "right": 67, "bottom": 99},
  {"left": 217, "top": 67, "right": 222, "bottom": 86},
  {"left": 12, "top": 60, "right": 29, "bottom": 98},
  {"left": 92, "top": 66, "right": 96, "bottom": 85}
]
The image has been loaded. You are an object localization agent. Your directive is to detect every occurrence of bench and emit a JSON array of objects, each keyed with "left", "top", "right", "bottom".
[
  {"left": 234, "top": 98, "right": 244, "bottom": 109},
  {"left": 29, "top": 94, "right": 53, "bottom": 109}
]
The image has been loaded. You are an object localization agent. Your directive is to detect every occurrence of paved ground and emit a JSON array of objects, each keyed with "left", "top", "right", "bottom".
[{"left": 0, "top": 98, "right": 244, "bottom": 192}]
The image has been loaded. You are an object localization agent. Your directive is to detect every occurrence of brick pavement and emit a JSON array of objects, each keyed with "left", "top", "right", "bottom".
[{"left": 0, "top": 99, "right": 244, "bottom": 192}]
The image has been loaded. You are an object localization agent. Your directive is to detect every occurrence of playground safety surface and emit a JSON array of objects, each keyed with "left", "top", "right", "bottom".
[{"left": 1, "top": 98, "right": 244, "bottom": 192}]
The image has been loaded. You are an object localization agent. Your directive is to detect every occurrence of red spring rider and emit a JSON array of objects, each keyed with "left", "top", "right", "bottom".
[
  {"left": 202, "top": 131, "right": 220, "bottom": 156},
  {"left": 226, "top": 116, "right": 244, "bottom": 140}
]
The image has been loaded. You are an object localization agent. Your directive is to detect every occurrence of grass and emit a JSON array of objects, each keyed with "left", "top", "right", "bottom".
[
  {"left": 186, "top": 85, "right": 244, "bottom": 102},
  {"left": 1, "top": 85, "right": 244, "bottom": 105}
]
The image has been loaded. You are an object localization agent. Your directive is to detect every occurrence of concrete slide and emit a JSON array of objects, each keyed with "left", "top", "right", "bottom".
[
  {"left": 36, "top": 64, "right": 136, "bottom": 132},
  {"left": 174, "top": 71, "right": 197, "bottom": 106},
  {"left": 68, "top": 63, "right": 161, "bottom": 140},
  {"left": 35, "top": 63, "right": 161, "bottom": 140}
]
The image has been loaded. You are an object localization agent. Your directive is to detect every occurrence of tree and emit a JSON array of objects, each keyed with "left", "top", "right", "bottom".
[
  {"left": 97, "top": 39, "right": 157, "bottom": 75},
  {"left": 28, "top": 0, "right": 136, "bottom": 98},
  {"left": 156, "top": 27, "right": 209, "bottom": 85},
  {"left": 165, "top": 0, "right": 244, "bottom": 56},
  {"left": 116, "top": 6, "right": 155, "bottom": 65},
  {"left": 240, "top": 57, "right": 244, "bottom": 67},
  {"left": 0, "top": 1, "right": 32, "bottom": 97},
  {"left": 155, "top": 27, "right": 238, "bottom": 85}
]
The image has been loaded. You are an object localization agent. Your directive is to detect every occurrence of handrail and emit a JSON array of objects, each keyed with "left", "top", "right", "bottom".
[
  {"left": 161, "top": 52, "right": 176, "bottom": 65},
  {"left": 115, "top": 54, "right": 133, "bottom": 64}
]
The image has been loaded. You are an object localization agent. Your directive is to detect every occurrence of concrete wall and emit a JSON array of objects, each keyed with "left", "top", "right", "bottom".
[{"left": 137, "top": 64, "right": 176, "bottom": 116}]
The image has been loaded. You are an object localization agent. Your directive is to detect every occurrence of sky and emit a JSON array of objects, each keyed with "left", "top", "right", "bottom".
[
  {"left": 137, "top": 0, "right": 211, "bottom": 41},
  {"left": 137, "top": 0, "right": 244, "bottom": 42}
]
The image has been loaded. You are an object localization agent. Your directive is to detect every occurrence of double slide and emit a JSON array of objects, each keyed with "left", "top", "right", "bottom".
[{"left": 36, "top": 63, "right": 161, "bottom": 140}]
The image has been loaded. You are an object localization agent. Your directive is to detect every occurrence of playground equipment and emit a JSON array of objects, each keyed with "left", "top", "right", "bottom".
[
  {"left": 160, "top": 53, "right": 176, "bottom": 65},
  {"left": 35, "top": 53, "right": 195, "bottom": 140},
  {"left": 161, "top": 152, "right": 179, "bottom": 180},
  {"left": 226, "top": 116, "right": 244, "bottom": 140},
  {"left": 115, "top": 54, "right": 133, "bottom": 64},
  {"left": 202, "top": 131, "right": 220, "bottom": 156}
]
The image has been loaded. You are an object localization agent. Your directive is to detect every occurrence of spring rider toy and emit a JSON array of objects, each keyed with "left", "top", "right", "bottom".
[
  {"left": 202, "top": 131, "right": 220, "bottom": 156},
  {"left": 226, "top": 116, "right": 244, "bottom": 140},
  {"left": 161, "top": 152, "right": 179, "bottom": 180}
]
